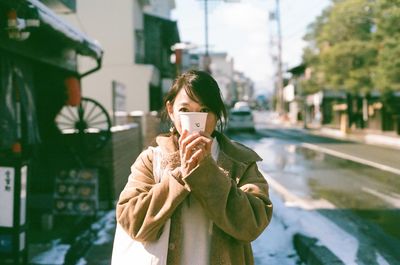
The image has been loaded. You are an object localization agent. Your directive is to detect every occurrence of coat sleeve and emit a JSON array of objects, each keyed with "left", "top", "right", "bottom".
[
  {"left": 182, "top": 155, "right": 273, "bottom": 242},
  {"left": 116, "top": 148, "right": 189, "bottom": 242}
]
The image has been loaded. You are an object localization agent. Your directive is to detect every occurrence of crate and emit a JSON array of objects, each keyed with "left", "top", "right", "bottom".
[{"left": 53, "top": 168, "right": 99, "bottom": 216}]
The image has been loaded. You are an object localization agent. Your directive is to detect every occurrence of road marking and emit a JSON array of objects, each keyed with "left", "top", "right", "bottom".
[
  {"left": 301, "top": 143, "right": 400, "bottom": 176},
  {"left": 261, "top": 173, "right": 359, "bottom": 264},
  {"left": 362, "top": 187, "right": 400, "bottom": 208},
  {"left": 259, "top": 169, "right": 336, "bottom": 210},
  {"left": 260, "top": 170, "right": 393, "bottom": 265}
]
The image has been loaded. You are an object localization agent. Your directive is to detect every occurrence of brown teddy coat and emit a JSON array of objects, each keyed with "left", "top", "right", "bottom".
[{"left": 116, "top": 132, "right": 273, "bottom": 265}]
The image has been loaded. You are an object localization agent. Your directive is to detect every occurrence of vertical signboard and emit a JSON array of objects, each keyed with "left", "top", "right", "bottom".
[
  {"left": 0, "top": 160, "right": 29, "bottom": 262},
  {"left": 20, "top": 166, "right": 27, "bottom": 225},
  {"left": 0, "top": 167, "right": 14, "bottom": 228},
  {"left": 112, "top": 80, "right": 126, "bottom": 125}
]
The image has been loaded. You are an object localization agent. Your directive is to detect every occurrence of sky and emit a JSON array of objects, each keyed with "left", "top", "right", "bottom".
[{"left": 171, "top": 0, "right": 332, "bottom": 96}]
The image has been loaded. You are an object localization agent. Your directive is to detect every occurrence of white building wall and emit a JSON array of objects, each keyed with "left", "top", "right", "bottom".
[
  {"left": 60, "top": 0, "right": 155, "bottom": 113},
  {"left": 144, "top": 0, "right": 175, "bottom": 19},
  {"left": 233, "top": 71, "right": 254, "bottom": 102},
  {"left": 209, "top": 53, "right": 234, "bottom": 105},
  {"left": 133, "top": 0, "right": 144, "bottom": 30}
]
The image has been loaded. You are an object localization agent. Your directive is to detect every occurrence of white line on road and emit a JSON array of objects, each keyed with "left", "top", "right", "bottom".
[
  {"left": 301, "top": 143, "right": 400, "bottom": 176},
  {"left": 260, "top": 169, "right": 336, "bottom": 210},
  {"left": 260, "top": 169, "right": 392, "bottom": 265},
  {"left": 362, "top": 187, "right": 400, "bottom": 208},
  {"left": 259, "top": 170, "right": 360, "bottom": 264}
]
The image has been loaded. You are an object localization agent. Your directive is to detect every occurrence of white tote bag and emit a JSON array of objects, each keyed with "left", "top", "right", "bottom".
[{"left": 111, "top": 147, "right": 170, "bottom": 265}]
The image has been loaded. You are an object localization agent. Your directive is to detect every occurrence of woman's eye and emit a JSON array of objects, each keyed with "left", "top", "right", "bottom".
[
  {"left": 200, "top": 108, "right": 210, "bottom": 113},
  {"left": 179, "top": 108, "right": 189, "bottom": 112}
]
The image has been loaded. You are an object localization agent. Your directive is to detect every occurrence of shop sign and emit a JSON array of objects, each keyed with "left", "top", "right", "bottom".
[{"left": 0, "top": 167, "right": 14, "bottom": 228}]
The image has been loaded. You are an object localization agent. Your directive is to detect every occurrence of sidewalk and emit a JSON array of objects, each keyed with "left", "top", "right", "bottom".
[
  {"left": 309, "top": 126, "right": 400, "bottom": 150},
  {"left": 255, "top": 111, "right": 400, "bottom": 150}
]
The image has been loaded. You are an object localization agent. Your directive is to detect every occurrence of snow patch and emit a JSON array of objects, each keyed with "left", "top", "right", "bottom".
[
  {"left": 92, "top": 211, "right": 116, "bottom": 245},
  {"left": 252, "top": 190, "right": 300, "bottom": 265},
  {"left": 30, "top": 240, "right": 70, "bottom": 265},
  {"left": 261, "top": 171, "right": 360, "bottom": 264},
  {"left": 75, "top": 258, "right": 87, "bottom": 265}
]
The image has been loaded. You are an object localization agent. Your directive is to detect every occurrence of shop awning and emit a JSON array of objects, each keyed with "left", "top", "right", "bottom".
[{"left": 29, "top": 0, "right": 103, "bottom": 60}]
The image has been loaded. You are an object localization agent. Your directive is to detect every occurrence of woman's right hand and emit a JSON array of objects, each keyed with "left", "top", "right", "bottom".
[{"left": 179, "top": 130, "right": 213, "bottom": 177}]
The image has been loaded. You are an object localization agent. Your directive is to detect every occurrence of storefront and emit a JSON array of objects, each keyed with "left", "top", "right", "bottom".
[{"left": 0, "top": 0, "right": 102, "bottom": 263}]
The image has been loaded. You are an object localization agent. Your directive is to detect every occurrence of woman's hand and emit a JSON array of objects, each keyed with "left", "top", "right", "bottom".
[{"left": 179, "top": 130, "right": 213, "bottom": 177}]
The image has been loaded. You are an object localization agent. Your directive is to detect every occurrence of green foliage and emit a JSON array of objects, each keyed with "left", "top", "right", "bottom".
[
  {"left": 373, "top": 0, "right": 400, "bottom": 39},
  {"left": 374, "top": 36, "right": 400, "bottom": 91},
  {"left": 371, "top": 1, "right": 400, "bottom": 92},
  {"left": 318, "top": 0, "right": 373, "bottom": 44},
  {"left": 302, "top": 0, "right": 400, "bottom": 94},
  {"left": 300, "top": 77, "right": 320, "bottom": 95},
  {"left": 320, "top": 40, "right": 376, "bottom": 92}
]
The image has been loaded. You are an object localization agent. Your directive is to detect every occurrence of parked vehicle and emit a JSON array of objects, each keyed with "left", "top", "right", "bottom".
[
  {"left": 233, "top": 101, "right": 251, "bottom": 110},
  {"left": 227, "top": 107, "right": 255, "bottom": 132}
]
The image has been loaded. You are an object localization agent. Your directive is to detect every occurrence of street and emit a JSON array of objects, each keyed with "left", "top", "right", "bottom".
[
  {"left": 26, "top": 112, "right": 400, "bottom": 265},
  {"left": 236, "top": 111, "right": 400, "bottom": 265}
]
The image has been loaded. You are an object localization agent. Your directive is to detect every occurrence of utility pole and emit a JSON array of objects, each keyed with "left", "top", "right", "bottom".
[
  {"left": 203, "top": 0, "right": 211, "bottom": 72},
  {"left": 275, "top": 0, "right": 284, "bottom": 113},
  {"left": 200, "top": 0, "right": 240, "bottom": 73}
]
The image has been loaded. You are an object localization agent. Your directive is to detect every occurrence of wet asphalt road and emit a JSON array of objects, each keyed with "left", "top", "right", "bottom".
[{"left": 228, "top": 121, "right": 400, "bottom": 265}]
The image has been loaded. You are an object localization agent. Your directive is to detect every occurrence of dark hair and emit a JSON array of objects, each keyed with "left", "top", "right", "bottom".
[{"left": 163, "top": 70, "right": 227, "bottom": 131}]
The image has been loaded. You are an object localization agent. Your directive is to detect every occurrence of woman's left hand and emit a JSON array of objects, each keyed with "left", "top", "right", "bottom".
[{"left": 179, "top": 130, "right": 213, "bottom": 177}]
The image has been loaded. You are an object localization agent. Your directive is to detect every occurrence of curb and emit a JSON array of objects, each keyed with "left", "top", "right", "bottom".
[
  {"left": 308, "top": 127, "right": 400, "bottom": 150},
  {"left": 293, "top": 233, "right": 345, "bottom": 265}
]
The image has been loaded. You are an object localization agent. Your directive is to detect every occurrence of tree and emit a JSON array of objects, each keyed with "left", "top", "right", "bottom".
[
  {"left": 371, "top": 0, "right": 400, "bottom": 92},
  {"left": 302, "top": 0, "right": 378, "bottom": 94}
]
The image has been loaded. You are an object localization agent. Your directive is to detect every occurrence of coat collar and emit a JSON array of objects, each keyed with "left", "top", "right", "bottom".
[{"left": 214, "top": 131, "right": 262, "bottom": 163}]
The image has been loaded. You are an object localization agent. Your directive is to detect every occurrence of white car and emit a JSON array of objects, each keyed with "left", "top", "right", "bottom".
[
  {"left": 227, "top": 107, "right": 255, "bottom": 132},
  {"left": 233, "top": 101, "right": 251, "bottom": 110}
]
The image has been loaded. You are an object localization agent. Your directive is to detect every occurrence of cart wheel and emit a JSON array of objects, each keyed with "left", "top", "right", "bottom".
[{"left": 55, "top": 97, "right": 112, "bottom": 154}]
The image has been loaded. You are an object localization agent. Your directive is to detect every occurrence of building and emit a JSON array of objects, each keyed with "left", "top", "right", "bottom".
[
  {"left": 143, "top": 0, "right": 175, "bottom": 19},
  {"left": 232, "top": 71, "right": 254, "bottom": 105},
  {"left": 0, "top": 0, "right": 103, "bottom": 262},
  {"left": 209, "top": 52, "right": 235, "bottom": 105},
  {"left": 60, "top": 0, "right": 179, "bottom": 115},
  {"left": 177, "top": 50, "right": 237, "bottom": 105}
]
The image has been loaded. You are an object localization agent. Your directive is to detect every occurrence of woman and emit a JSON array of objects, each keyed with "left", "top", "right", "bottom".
[{"left": 116, "top": 70, "right": 273, "bottom": 265}]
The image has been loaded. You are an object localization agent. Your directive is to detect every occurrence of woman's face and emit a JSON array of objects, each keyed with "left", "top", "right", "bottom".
[{"left": 167, "top": 87, "right": 217, "bottom": 135}]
